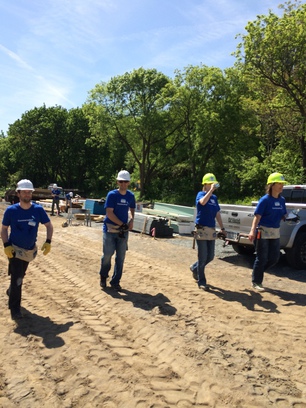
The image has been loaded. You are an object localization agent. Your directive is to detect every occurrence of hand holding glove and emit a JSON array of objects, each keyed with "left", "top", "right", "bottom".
[
  {"left": 119, "top": 223, "right": 129, "bottom": 238},
  {"left": 4, "top": 243, "right": 14, "bottom": 258},
  {"left": 121, "top": 223, "right": 129, "bottom": 231},
  {"left": 41, "top": 240, "right": 51, "bottom": 255}
]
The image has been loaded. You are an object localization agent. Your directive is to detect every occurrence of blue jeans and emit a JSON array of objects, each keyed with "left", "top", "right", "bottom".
[
  {"left": 252, "top": 238, "right": 280, "bottom": 284},
  {"left": 191, "top": 239, "right": 215, "bottom": 286},
  {"left": 99, "top": 231, "right": 128, "bottom": 285}
]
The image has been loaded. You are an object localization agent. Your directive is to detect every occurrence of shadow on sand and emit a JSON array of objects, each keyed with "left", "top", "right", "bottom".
[
  {"left": 219, "top": 250, "right": 306, "bottom": 283},
  {"left": 208, "top": 284, "right": 280, "bottom": 313},
  {"left": 103, "top": 287, "right": 177, "bottom": 316},
  {"left": 14, "top": 308, "right": 74, "bottom": 348}
]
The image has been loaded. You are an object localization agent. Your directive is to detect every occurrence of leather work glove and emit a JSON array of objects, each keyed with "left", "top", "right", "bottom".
[
  {"left": 4, "top": 243, "right": 14, "bottom": 258},
  {"left": 118, "top": 223, "right": 129, "bottom": 238},
  {"left": 121, "top": 223, "right": 129, "bottom": 231},
  {"left": 41, "top": 241, "right": 51, "bottom": 256}
]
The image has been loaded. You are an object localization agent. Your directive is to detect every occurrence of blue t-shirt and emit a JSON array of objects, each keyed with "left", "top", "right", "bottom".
[
  {"left": 255, "top": 194, "right": 287, "bottom": 228},
  {"left": 2, "top": 203, "right": 50, "bottom": 249},
  {"left": 103, "top": 189, "right": 136, "bottom": 232},
  {"left": 52, "top": 188, "right": 61, "bottom": 200},
  {"left": 195, "top": 191, "right": 220, "bottom": 227},
  {"left": 65, "top": 193, "right": 72, "bottom": 201}
]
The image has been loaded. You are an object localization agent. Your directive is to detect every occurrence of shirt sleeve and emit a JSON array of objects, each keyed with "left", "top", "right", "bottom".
[
  {"left": 39, "top": 206, "right": 51, "bottom": 224},
  {"left": 254, "top": 196, "right": 267, "bottom": 216},
  {"left": 2, "top": 207, "right": 11, "bottom": 226},
  {"left": 105, "top": 191, "right": 116, "bottom": 209}
]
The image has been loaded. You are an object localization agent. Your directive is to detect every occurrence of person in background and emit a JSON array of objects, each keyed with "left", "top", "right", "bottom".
[
  {"left": 190, "top": 173, "right": 226, "bottom": 291},
  {"left": 248, "top": 172, "right": 287, "bottom": 291},
  {"left": 65, "top": 191, "right": 73, "bottom": 213},
  {"left": 1, "top": 179, "right": 53, "bottom": 319},
  {"left": 51, "top": 183, "right": 61, "bottom": 216},
  {"left": 99, "top": 170, "right": 136, "bottom": 291}
]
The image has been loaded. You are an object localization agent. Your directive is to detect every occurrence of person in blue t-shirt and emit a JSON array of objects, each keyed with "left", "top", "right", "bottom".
[
  {"left": 190, "top": 173, "right": 226, "bottom": 291},
  {"left": 99, "top": 170, "right": 136, "bottom": 291},
  {"left": 51, "top": 183, "right": 61, "bottom": 216},
  {"left": 65, "top": 191, "right": 73, "bottom": 213},
  {"left": 1, "top": 179, "right": 53, "bottom": 319},
  {"left": 248, "top": 172, "right": 288, "bottom": 291}
]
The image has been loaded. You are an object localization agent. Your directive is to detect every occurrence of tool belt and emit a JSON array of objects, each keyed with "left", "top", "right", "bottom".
[
  {"left": 106, "top": 223, "right": 121, "bottom": 233},
  {"left": 193, "top": 225, "right": 217, "bottom": 240},
  {"left": 258, "top": 226, "right": 280, "bottom": 239},
  {"left": 12, "top": 244, "right": 38, "bottom": 262},
  {"left": 106, "top": 223, "right": 129, "bottom": 238}
]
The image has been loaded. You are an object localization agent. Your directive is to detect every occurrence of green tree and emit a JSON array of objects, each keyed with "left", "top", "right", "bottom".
[
  {"left": 164, "top": 65, "right": 259, "bottom": 203},
  {"left": 7, "top": 105, "right": 68, "bottom": 186},
  {"left": 87, "top": 67, "right": 185, "bottom": 199},
  {"left": 236, "top": 0, "right": 306, "bottom": 180},
  {"left": 0, "top": 132, "right": 11, "bottom": 188},
  {"left": 82, "top": 102, "right": 128, "bottom": 196},
  {"left": 6, "top": 105, "right": 92, "bottom": 193},
  {"left": 60, "top": 107, "right": 92, "bottom": 193}
]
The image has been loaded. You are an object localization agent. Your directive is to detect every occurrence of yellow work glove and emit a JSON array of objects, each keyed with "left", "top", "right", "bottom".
[
  {"left": 4, "top": 243, "right": 14, "bottom": 258},
  {"left": 41, "top": 241, "right": 51, "bottom": 256}
]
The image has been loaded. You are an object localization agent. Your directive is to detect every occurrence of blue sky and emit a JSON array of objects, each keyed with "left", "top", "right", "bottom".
[{"left": 0, "top": 0, "right": 283, "bottom": 134}]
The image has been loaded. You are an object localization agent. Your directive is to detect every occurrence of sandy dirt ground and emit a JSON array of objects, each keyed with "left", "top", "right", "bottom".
[{"left": 0, "top": 204, "right": 306, "bottom": 408}]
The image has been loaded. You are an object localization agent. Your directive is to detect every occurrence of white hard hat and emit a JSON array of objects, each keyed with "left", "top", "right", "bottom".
[
  {"left": 69, "top": 192, "right": 73, "bottom": 197},
  {"left": 53, "top": 183, "right": 58, "bottom": 188},
  {"left": 116, "top": 170, "right": 131, "bottom": 181},
  {"left": 16, "top": 179, "right": 35, "bottom": 191}
]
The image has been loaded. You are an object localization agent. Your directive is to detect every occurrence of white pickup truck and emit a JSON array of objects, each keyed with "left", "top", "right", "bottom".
[{"left": 219, "top": 185, "right": 306, "bottom": 270}]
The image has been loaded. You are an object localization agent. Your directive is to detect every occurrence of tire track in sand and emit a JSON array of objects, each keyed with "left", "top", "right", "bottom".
[{"left": 0, "top": 213, "right": 305, "bottom": 407}]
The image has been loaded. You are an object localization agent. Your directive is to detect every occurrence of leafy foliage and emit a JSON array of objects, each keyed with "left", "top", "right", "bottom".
[
  {"left": 4, "top": 105, "right": 93, "bottom": 194},
  {"left": 236, "top": 0, "right": 306, "bottom": 180}
]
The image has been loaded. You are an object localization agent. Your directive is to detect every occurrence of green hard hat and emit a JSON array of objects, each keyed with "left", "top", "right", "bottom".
[
  {"left": 267, "top": 172, "right": 287, "bottom": 184},
  {"left": 202, "top": 173, "right": 218, "bottom": 184}
]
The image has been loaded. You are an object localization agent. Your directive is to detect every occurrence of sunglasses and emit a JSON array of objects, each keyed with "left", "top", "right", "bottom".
[{"left": 118, "top": 180, "right": 129, "bottom": 183}]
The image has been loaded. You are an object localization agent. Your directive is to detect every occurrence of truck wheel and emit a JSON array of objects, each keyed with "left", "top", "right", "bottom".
[
  {"left": 232, "top": 243, "right": 255, "bottom": 256},
  {"left": 285, "top": 232, "right": 306, "bottom": 269}
]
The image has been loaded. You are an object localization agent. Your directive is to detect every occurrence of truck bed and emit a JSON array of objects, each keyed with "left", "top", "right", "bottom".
[{"left": 219, "top": 203, "right": 306, "bottom": 250}]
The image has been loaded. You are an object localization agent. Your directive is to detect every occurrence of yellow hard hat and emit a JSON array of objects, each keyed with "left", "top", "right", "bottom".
[
  {"left": 267, "top": 172, "right": 287, "bottom": 184},
  {"left": 202, "top": 173, "right": 218, "bottom": 184}
]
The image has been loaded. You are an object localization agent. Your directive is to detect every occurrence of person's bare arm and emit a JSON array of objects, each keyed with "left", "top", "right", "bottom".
[
  {"left": 216, "top": 212, "right": 227, "bottom": 236},
  {"left": 129, "top": 208, "right": 135, "bottom": 230},
  {"left": 44, "top": 221, "right": 53, "bottom": 241},
  {"left": 106, "top": 208, "right": 124, "bottom": 226},
  {"left": 198, "top": 185, "right": 217, "bottom": 206},
  {"left": 248, "top": 214, "right": 261, "bottom": 242},
  {"left": 1, "top": 224, "right": 9, "bottom": 244}
]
